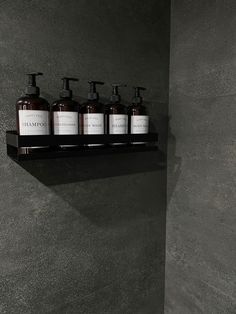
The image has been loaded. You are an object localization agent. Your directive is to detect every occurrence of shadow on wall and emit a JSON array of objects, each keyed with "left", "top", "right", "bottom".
[
  {"left": 16, "top": 150, "right": 167, "bottom": 231},
  {"left": 49, "top": 168, "right": 167, "bottom": 228},
  {"left": 167, "top": 116, "right": 182, "bottom": 205},
  {"left": 17, "top": 149, "right": 166, "bottom": 185}
]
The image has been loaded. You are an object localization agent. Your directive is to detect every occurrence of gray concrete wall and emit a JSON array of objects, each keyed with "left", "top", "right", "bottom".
[
  {"left": 0, "top": 0, "right": 170, "bottom": 313},
  {"left": 166, "top": 0, "right": 236, "bottom": 313}
]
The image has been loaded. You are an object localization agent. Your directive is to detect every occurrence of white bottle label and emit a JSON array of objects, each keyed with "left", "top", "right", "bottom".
[
  {"left": 53, "top": 111, "right": 78, "bottom": 135},
  {"left": 109, "top": 114, "right": 128, "bottom": 134},
  {"left": 19, "top": 110, "right": 50, "bottom": 135},
  {"left": 130, "top": 115, "right": 149, "bottom": 134},
  {"left": 83, "top": 113, "right": 104, "bottom": 134}
]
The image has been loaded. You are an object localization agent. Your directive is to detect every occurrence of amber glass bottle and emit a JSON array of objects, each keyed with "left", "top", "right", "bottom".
[
  {"left": 16, "top": 72, "right": 50, "bottom": 153},
  {"left": 106, "top": 84, "right": 127, "bottom": 145},
  {"left": 52, "top": 77, "right": 79, "bottom": 148},
  {"left": 128, "top": 87, "right": 149, "bottom": 144},
  {"left": 80, "top": 81, "right": 104, "bottom": 146}
]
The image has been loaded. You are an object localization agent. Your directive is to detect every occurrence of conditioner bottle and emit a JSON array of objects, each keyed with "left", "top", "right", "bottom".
[{"left": 52, "top": 77, "right": 79, "bottom": 147}]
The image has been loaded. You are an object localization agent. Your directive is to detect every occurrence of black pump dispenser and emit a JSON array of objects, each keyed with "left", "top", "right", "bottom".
[
  {"left": 132, "top": 86, "right": 146, "bottom": 104},
  {"left": 25, "top": 72, "right": 43, "bottom": 96},
  {"left": 110, "top": 84, "right": 127, "bottom": 103},
  {"left": 60, "top": 77, "right": 78, "bottom": 99},
  {"left": 88, "top": 81, "right": 104, "bottom": 101}
]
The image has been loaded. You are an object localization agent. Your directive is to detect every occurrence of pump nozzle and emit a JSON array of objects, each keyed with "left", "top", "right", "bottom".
[
  {"left": 25, "top": 72, "right": 43, "bottom": 95},
  {"left": 60, "top": 77, "right": 79, "bottom": 98},
  {"left": 110, "top": 84, "right": 127, "bottom": 103},
  {"left": 132, "top": 86, "right": 146, "bottom": 104},
  {"left": 88, "top": 81, "right": 104, "bottom": 101}
]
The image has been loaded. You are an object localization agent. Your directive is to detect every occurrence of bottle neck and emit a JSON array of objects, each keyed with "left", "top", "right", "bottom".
[
  {"left": 25, "top": 94, "right": 39, "bottom": 98},
  {"left": 60, "top": 96, "right": 72, "bottom": 100},
  {"left": 88, "top": 98, "right": 98, "bottom": 103},
  {"left": 132, "top": 102, "right": 142, "bottom": 106},
  {"left": 111, "top": 100, "right": 120, "bottom": 104}
]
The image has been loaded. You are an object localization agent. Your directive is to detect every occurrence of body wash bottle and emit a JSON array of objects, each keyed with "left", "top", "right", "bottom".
[
  {"left": 52, "top": 77, "right": 79, "bottom": 148},
  {"left": 81, "top": 81, "right": 104, "bottom": 146},
  {"left": 16, "top": 72, "right": 50, "bottom": 153},
  {"left": 128, "top": 87, "right": 149, "bottom": 144},
  {"left": 106, "top": 84, "right": 127, "bottom": 145}
]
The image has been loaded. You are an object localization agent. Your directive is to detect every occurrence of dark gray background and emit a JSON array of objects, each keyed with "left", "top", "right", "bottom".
[
  {"left": 166, "top": 0, "right": 236, "bottom": 313},
  {"left": 1, "top": 0, "right": 235, "bottom": 313},
  {"left": 0, "top": 0, "right": 170, "bottom": 313}
]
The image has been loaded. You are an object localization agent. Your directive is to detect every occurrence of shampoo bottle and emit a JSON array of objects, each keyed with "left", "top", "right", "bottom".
[
  {"left": 106, "top": 84, "right": 127, "bottom": 145},
  {"left": 52, "top": 77, "right": 79, "bottom": 148},
  {"left": 128, "top": 87, "right": 149, "bottom": 144},
  {"left": 81, "top": 81, "right": 104, "bottom": 146},
  {"left": 16, "top": 72, "right": 50, "bottom": 153}
]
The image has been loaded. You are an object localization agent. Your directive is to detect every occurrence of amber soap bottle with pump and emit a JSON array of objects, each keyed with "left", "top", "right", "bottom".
[
  {"left": 106, "top": 84, "right": 127, "bottom": 145},
  {"left": 52, "top": 77, "right": 79, "bottom": 147},
  {"left": 128, "top": 87, "right": 149, "bottom": 144},
  {"left": 16, "top": 72, "right": 50, "bottom": 152},
  {"left": 81, "top": 81, "right": 104, "bottom": 146}
]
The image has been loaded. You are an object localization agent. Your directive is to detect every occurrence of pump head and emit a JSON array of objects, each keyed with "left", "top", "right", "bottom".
[
  {"left": 60, "top": 77, "right": 79, "bottom": 99},
  {"left": 88, "top": 81, "right": 104, "bottom": 101},
  {"left": 25, "top": 72, "right": 43, "bottom": 96},
  {"left": 110, "top": 84, "right": 127, "bottom": 103},
  {"left": 132, "top": 86, "right": 146, "bottom": 104}
]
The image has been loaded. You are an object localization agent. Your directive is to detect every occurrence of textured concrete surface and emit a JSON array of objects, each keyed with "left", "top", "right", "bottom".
[
  {"left": 0, "top": 0, "right": 170, "bottom": 313},
  {"left": 166, "top": 0, "right": 236, "bottom": 313}
]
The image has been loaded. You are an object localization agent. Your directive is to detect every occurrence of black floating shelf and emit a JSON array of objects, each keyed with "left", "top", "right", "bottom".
[{"left": 6, "top": 131, "right": 159, "bottom": 161}]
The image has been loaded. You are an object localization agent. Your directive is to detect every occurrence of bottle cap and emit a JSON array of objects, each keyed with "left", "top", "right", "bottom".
[
  {"left": 25, "top": 72, "right": 43, "bottom": 96},
  {"left": 132, "top": 86, "right": 146, "bottom": 104},
  {"left": 60, "top": 77, "right": 79, "bottom": 99},
  {"left": 88, "top": 81, "right": 104, "bottom": 101},
  {"left": 110, "top": 84, "right": 127, "bottom": 103}
]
